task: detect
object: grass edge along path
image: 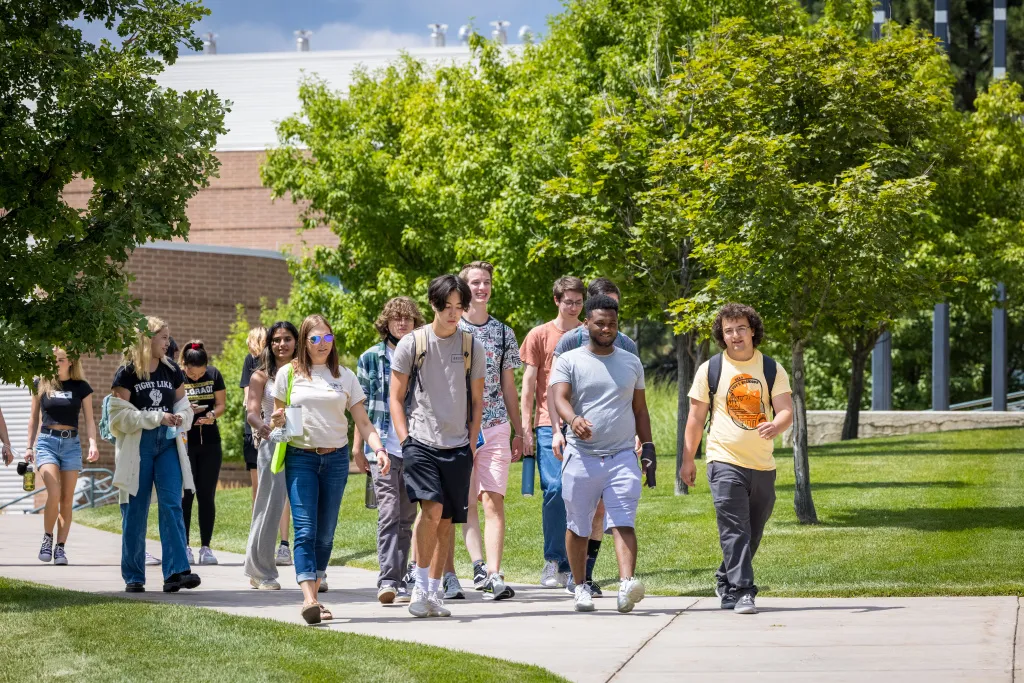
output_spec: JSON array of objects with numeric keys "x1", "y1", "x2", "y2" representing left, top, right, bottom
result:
[
  {"x1": 0, "y1": 578, "x2": 566, "y2": 683},
  {"x1": 77, "y1": 427, "x2": 1024, "y2": 599}
]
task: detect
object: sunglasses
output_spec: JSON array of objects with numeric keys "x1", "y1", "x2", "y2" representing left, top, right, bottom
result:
[{"x1": 308, "y1": 334, "x2": 334, "y2": 345}]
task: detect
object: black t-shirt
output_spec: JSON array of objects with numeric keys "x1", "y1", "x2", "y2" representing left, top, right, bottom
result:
[
  {"x1": 35, "y1": 379, "x2": 94, "y2": 429},
  {"x1": 183, "y1": 366, "x2": 226, "y2": 437},
  {"x1": 239, "y1": 354, "x2": 259, "y2": 436},
  {"x1": 112, "y1": 361, "x2": 185, "y2": 413}
]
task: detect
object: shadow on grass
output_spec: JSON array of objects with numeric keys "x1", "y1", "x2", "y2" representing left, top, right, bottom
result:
[
  {"x1": 826, "y1": 506, "x2": 1024, "y2": 531},
  {"x1": 776, "y1": 481, "x2": 969, "y2": 492},
  {"x1": 0, "y1": 579, "x2": 123, "y2": 614},
  {"x1": 780, "y1": 447, "x2": 1024, "y2": 459},
  {"x1": 329, "y1": 549, "x2": 376, "y2": 566}
]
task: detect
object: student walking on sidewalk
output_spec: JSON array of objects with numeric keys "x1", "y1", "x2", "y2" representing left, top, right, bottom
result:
[
  {"x1": 353, "y1": 297, "x2": 424, "y2": 605},
  {"x1": 269, "y1": 315, "x2": 388, "y2": 624},
  {"x1": 239, "y1": 327, "x2": 266, "y2": 492},
  {"x1": 519, "y1": 276, "x2": 584, "y2": 588},
  {"x1": 681, "y1": 303, "x2": 793, "y2": 615},
  {"x1": 109, "y1": 316, "x2": 200, "y2": 594},
  {"x1": 244, "y1": 320, "x2": 299, "y2": 590},
  {"x1": 390, "y1": 275, "x2": 485, "y2": 619},
  {"x1": 25, "y1": 348, "x2": 100, "y2": 565},
  {"x1": 179, "y1": 341, "x2": 227, "y2": 567}
]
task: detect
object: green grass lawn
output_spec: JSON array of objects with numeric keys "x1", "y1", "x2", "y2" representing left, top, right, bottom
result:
[
  {"x1": 0, "y1": 578, "x2": 564, "y2": 683},
  {"x1": 78, "y1": 427, "x2": 1024, "y2": 598}
]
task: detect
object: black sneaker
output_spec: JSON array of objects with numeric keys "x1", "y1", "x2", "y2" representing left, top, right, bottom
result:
[
  {"x1": 402, "y1": 563, "x2": 416, "y2": 588},
  {"x1": 163, "y1": 571, "x2": 202, "y2": 593},
  {"x1": 125, "y1": 583, "x2": 145, "y2": 593},
  {"x1": 472, "y1": 561, "x2": 488, "y2": 590},
  {"x1": 715, "y1": 581, "x2": 736, "y2": 609},
  {"x1": 586, "y1": 580, "x2": 603, "y2": 598}
]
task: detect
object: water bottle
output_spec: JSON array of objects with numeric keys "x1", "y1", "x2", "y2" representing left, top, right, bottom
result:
[
  {"x1": 521, "y1": 454, "x2": 535, "y2": 497},
  {"x1": 364, "y1": 472, "x2": 377, "y2": 509},
  {"x1": 18, "y1": 461, "x2": 35, "y2": 492}
]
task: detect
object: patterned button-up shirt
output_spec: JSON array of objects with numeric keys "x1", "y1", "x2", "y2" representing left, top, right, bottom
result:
[{"x1": 356, "y1": 341, "x2": 392, "y2": 456}]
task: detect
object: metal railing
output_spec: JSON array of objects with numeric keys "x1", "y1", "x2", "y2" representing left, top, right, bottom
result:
[
  {"x1": 0, "y1": 468, "x2": 117, "y2": 513},
  {"x1": 949, "y1": 390, "x2": 1024, "y2": 411}
]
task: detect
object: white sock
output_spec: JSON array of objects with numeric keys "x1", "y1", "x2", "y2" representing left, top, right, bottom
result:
[
  {"x1": 428, "y1": 576, "x2": 441, "y2": 594},
  {"x1": 416, "y1": 565, "x2": 429, "y2": 590}
]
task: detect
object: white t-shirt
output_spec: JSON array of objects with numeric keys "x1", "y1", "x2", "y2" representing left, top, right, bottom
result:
[
  {"x1": 274, "y1": 363, "x2": 365, "y2": 450},
  {"x1": 384, "y1": 345, "x2": 403, "y2": 457}
]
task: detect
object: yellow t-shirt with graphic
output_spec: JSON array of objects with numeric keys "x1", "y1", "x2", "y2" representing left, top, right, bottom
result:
[{"x1": 688, "y1": 350, "x2": 792, "y2": 471}]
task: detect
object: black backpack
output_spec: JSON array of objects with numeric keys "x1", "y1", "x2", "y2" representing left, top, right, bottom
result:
[{"x1": 706, "y1": 352, "x2": 778, "y2": 428}]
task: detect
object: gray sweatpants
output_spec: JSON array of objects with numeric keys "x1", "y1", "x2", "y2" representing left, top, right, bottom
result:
[
  {"x1": 243, "y1": 440, "x2": 289, "y2": 581},
  {"x1": 707, "y1": 460, "x2": 776, "y2": 598},
  {"x1": 371, "y1": 457, "x2": 416, "y2": 588}
]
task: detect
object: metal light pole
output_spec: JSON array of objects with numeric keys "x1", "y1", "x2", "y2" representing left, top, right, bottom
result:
[
  {"x1": 872, "y1": 0, "x2": 890, "y2": 41},
  {"x1": 934, "y1": 0, "x2": 949, "y2": 49},
  {"x1": 930, "y1": 0, "x2": 951, "y2": 411},
  {"x1": 992, "y1": 2, "x2": 1009, "y2": 411}
]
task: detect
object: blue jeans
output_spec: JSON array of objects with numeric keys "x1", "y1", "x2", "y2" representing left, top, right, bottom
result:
[
  {"x1": 285, "y1": 445, "x2": 349, "y2": 584},
  {"x1": 34, "y1": 432, "x2": 82, "y2": 471},
  {"x1": 536, "y1": 427, "x2": 569, "y2": 573},
  {"x1": 120, "y1": 428, "x2": 190, "y2": 584}
]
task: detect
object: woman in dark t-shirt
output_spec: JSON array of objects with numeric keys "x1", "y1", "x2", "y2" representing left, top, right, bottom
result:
[
  {"x1": 24, "y1": 348, "x2": 100, "y2": 566},
  {"x1": 111, "y1": 316, "x2": 199, "y2": 594},
  {"x1": 179, "y1": 340, "x2": 227, "y2": 566}
]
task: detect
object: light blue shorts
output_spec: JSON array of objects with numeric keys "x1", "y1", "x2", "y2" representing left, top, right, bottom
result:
[
  {"x1": 560, "y1": 446, "x2": 641, "y2": 537},
  {"x1": 34, "y1": 432, "x2": 83, "y2": 472}
]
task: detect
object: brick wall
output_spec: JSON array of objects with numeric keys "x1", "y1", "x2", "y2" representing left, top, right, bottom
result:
[
  {"x1": 62, "y1": 151, "x2": 336, "y2": 252},
  {"x1": 81, "y1": 244, "x2": 292, "y2": 472}
]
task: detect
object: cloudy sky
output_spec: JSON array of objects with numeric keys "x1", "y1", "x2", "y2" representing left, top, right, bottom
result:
[{"x1": 79, "y1": 0, "x2": 567, "y2": 54}]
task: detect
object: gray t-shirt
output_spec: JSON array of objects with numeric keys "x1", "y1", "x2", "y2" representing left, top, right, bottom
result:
[
  {"x1": 554, "y1": 327, "x2": 639, "y2": 358},
  {"x1": 392, "y1": 326, "x2": 486, "y2": 449},
  {"x1": 549, "y1": 347, "x2": 645, "y2": 457}
]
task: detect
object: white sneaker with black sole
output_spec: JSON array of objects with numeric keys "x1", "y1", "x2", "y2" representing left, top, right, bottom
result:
[
  {"x1": 574, "y1": 582, "x2": 596, "y2": 612},
  {"x1": 442, "y1": 572, "x2": 465, "y2": 600},
  {"x1": 481, "y1": 573, "x2": 514, "y2": 601},
  {"x1": 617, "y1": 577, "x2": 645, "y2": 614}
]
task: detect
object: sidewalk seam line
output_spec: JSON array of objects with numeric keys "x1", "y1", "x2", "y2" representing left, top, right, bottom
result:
[
  {"x1": 605, "y1": 597, "x2": 702, "y2": 683},
  {"x1": 1013, "y1": 596, "x2": 1020, "y2": 683}
]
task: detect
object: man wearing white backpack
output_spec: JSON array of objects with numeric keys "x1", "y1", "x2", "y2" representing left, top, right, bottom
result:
[{"x1": 390, "y1": 274, "x2": 485, "y2": 618}]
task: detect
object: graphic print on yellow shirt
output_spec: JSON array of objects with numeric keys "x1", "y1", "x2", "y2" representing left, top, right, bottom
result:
[{"x1": 688, "y1": 350, "x2": 791, "y2": 471}]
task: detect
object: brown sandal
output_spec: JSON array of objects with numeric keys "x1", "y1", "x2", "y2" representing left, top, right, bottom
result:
[
  {"x1": 319, "y1": 604, "x2": 334, "y2": 621},
  {"x1": 301, "y1": 602, "x2": 322, "y2": 625}
]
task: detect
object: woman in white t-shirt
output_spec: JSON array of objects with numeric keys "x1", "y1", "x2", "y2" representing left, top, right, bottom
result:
[{"x1": 270, "y1": 314, "x2": 389, "y2": 625}]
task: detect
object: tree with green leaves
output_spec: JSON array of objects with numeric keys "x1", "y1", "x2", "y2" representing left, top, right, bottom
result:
[{"x1": 0, "y1": 0, "x2": 226, "y2": 384}]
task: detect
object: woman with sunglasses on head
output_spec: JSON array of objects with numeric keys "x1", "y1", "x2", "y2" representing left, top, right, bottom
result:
[
  {"x1": 243, "y1": 320, "x2": 299, "y2": 590},
  {"x1": 268, "y1": 315, "x2": 389, "y2": 624},
  {"x1": 25, "y1": 348, "x2": 100, "y2": 565},
  {"x1": 179, "y1": 341, "x2": 227, "y2": 566}
]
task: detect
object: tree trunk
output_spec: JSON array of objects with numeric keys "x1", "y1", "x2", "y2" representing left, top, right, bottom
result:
[
  {"x1": 840, "y1": 342, "x2": 870, "y2": 441},
  {"x1": 675, "y1": 332, "x2": 708, "y2": 495},
  {"x1": 790, "y1": 342, "x2": 818, "y2": 524}
]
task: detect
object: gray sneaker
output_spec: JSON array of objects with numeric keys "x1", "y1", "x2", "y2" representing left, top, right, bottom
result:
[
  {"x1": 734, "y1": 593, "x2": 758, "y2": 615},
  {"x1": 443, "y1": 572, "x2": 465, "y2": 600},
  {"x1": 408, "y1": 586, "x2": 430, "y2": 618},
  {"x1": 318, "y1": 576, "x2": 328, "y2": 593},
  {"x1": 145, "y1": 551, "x2": 161, "y2": 566},
  {"x1": 275, "y1": 543, "x2": 292, "y2": 566},
  {"x1": 541, "y1": 560, "x2": 567, "y2": 588},
  {"x1": 185, "y1": 547, "x2": 195, "y2": 565},
  {"x1": 38, "y1": 534, "x2": 53, "y2": 563},
  {"x1": 482, "y1": 573, "x2": 514, "y2": 601},
  {"x1": 198, "y1": 546, "x2": 218, "y2": 565},
  {"x1": 53, "y1": 545, "x2": 68, "y2": 566}
]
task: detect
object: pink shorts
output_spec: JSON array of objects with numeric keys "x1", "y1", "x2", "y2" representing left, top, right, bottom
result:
[{"x1": 471, "y1": 422, "x2": 513, "y2": 498}]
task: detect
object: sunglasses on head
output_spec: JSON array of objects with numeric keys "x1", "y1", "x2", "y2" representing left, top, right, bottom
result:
[{"x1": 309, "y1": 334, "x2": 334, "y2": 345}]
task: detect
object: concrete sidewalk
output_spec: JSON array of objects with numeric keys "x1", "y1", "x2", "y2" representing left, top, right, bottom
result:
[{"x1": 0, "y1": 514, "x2": 1019, "y2": 682}]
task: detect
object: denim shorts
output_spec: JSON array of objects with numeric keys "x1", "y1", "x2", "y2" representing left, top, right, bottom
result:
[{"x1": 35, "y1": 432, "x2": 83, "y2": 472}]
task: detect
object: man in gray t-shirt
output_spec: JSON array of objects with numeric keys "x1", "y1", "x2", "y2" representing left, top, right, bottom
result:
[{"x1": 549, "y1": 294, "x2": 656, "y2": 615}]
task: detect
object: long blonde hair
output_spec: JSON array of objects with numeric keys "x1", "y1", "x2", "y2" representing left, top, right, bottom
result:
[
  {"x1": 247, "y1": 326, "x2": 267, "y2": 357},
  {"x1": 37, "y1": 348, "x2": 86, "y2": 396},
  {"x1": 121, "y1": 316, "x2": 173, "y2": 380}
]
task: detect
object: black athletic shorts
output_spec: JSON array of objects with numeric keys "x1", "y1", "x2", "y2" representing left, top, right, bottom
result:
[
  {"x1": 242, "y1": 433, "x2": 258, "y2": 471},
  {"x1": 402, "y1": 436, "x2": 473, "y2": 524}
]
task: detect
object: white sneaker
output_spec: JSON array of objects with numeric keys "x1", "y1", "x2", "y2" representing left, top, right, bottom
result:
[
  {"x1": 377, "y1": 585, "x2": 397, "y2": 604},
  {"x1": 442, "y1": 572, "x2": 465, "y2": 600},
  {"x1": 408, "y1": 586, "x2": 430, "y2": 618},
  {"x1": 145, "y1": 551, "x2": 161, "y2": 566},
  {"x1": 185, "y1": 547, "x2": 194, "y2": 565},
  {"x1": 427, "y1": 591, "x2": 451, "y2": 617},
  {"x1": 198, "y1": 546, "x2": 218, "y2": 565},
  {"x1": 249, "y1": 577, "x2": 281, "y2": 590},
  {"x1": 275, "y1": 543, "x2": 292, "y2": 566},
  {"x1": 574, "y1": 583, "x2": 596, "y2": 612},
  {"x1": 540, "y1": 560, "x2": 567, "y2": 588},
  {"x1": 617, "y1": 577, "x2": 645, "y2": 614}
]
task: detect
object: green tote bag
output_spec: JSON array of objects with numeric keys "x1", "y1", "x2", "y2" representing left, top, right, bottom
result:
[{"x1": 270, "y1": 364, "x2": 294, "y2": 474}]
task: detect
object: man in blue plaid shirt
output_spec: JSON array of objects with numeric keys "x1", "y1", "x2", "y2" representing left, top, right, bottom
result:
[{"x1": 353, "y1": 296, "x2": 424, "y2": 605}]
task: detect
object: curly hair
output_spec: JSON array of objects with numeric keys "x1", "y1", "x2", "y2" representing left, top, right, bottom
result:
[
  {"x1": 712, "y1": 303, "x2": 765, "y2": 349},
  {"x1": 373, "y1": 296, "x2": 425, "y2": 340}
]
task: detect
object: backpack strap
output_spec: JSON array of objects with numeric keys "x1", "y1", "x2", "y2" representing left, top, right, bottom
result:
[
  {"x1": 462, "y1": 330, "x2": 474, "y2": 428},
  {"x1": 706, "y1": 352, "x2": 724, "y2": 429},
  {"x1": 762, "y1": 354, "x2": 777, "y2": 418},
  {"x1": 404, "y1": 328, "x2": 429, "y2": 410}
]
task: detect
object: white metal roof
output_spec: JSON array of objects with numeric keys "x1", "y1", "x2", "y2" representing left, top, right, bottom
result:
[{"x1": 155, "y1": 46, "x2": 475, "y2": 151}]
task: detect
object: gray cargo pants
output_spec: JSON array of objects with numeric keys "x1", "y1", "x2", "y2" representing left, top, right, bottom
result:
[
  {"x1": 707, "y1": 460, "x2": 776, "y2": 598},
  {"x1": 243, "y1": 440, "x2": 288, "y2": 581},
  {"x1": 371, "y1": 457, "x2": 417, "y2": 588}
]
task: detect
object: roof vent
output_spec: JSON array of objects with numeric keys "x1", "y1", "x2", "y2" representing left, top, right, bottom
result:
[
  {"x1": 458, "y1": 24, "x2": 474, "y2": 44},
  {"x1": 490, "y1": 20, "x2": 510, "y2": 45},
  {"x1": 518, "y1": 25, "x2": 533, "y2": 43},
  {"x1": 202, "y1": 32, "x2": 217, "y2": 54},
  {"x1": 294, "y1": 30, "x2": 312, "y2": 52},
  {"x1": 428, "y1": 23, "x2": 448, "y2": 47}
]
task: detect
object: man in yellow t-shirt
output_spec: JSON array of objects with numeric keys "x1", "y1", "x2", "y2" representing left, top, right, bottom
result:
[{"x1": 679, "y1": 303, "x2": 793, "y2": 615}]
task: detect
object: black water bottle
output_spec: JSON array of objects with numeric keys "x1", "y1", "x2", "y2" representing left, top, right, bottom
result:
[{"x1": 364, "y1": 472, "x2": 377, "y2": 509}]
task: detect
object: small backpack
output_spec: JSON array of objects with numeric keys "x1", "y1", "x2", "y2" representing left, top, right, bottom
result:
[
  {"x1": 405, "y1": 327, "x2": 475, "y2": 427},
  {"x1": 99, "y1": 394, "x2": 116, "y2": 444},
  {"x1": 706, "y1": 352, "x2": 778, "y2": 428}
]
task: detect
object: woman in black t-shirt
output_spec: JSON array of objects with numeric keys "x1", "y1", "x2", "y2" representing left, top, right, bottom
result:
[
  {"x1": 24, "y1": 348, "x2": 100, "y2": 565},
  {"x1": 111, "y1": 316, "x2": 200, "y2": 594},
  {"x1": 179, "y1": 341, "x2": 227, "y2": 566}
]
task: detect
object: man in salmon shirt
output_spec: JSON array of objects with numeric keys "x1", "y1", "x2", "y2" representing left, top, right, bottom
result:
[
  {"x1": 681, "y1": 303, "x2": 794, "y2": 615},
  {"x1": 519, "y1": 276, "x2": 585, "y2": 588}
]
